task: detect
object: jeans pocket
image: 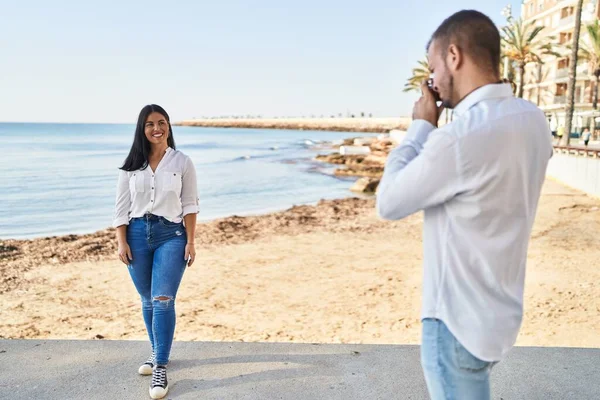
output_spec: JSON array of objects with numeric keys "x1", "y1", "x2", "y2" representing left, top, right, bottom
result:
[
  {"x1": 159, "y1": 217, "x2": 180, "y2": 227},
  {"x1": 454, "y1": 339, "x2": 491, "y2": 372}
]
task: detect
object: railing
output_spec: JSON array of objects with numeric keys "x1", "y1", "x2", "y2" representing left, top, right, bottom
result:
[
  {"x1": 557, "y1": 14, "x2": 575, "y2": 28},
  {"x1": 553, "y1": 95, "x2": 567, "y2": 104},
  {"x1": 577, "y1": 65, "x2": 589, "y2": 75},
  {"x1": 555, "y1": 69, "x2": 569, "y2": 79},
  {"x1": 548, "y1": 145, "x2": 600, "y2": 197},
  {"x1": 555, "y1": 66, "x2": 589, "y2": 79},
  {"x1": 553, "y1": 145, "x2": 600, "y2": 157}
]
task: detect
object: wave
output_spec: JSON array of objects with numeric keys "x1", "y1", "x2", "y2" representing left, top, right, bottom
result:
[{"x1": 231, "y1": 153, "x2": 280, "y2": 162}]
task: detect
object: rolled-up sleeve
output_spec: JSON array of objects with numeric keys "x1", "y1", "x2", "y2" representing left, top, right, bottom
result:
[
  {"x1": 181, "y1": 157, "x2": 200, "y2": 217},
  {"x1": 376, "y1": 120, "x2": 462, "y2": 220},
  {"x1": 113, "y1": 169, "x2": 131, "y2": 228}
]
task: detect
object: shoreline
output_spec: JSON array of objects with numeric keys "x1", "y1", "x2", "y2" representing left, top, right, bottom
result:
[
  {"x1": 0, "y1": 132, "x2": 393, "y2": 244},
  {"x1": 0, "y1": 197, "x2": 372, "y2": 295},
  {"x1": 174, "y1": 117, "x2": 411, "y2": 133}
]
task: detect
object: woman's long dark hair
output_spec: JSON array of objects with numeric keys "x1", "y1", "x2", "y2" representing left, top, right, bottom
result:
[{"x1": 120, "y1": 104, "x2": 176, "y2": 171}]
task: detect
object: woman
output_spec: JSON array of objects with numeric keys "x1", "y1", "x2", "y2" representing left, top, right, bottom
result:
[{"x1": 113, "y1": 104, "x2": 199, "y2": 399}]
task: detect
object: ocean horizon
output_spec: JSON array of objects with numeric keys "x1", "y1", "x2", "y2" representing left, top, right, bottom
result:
[{"x1": 0, "y1": 122, "x2": 372, "y2": 240}]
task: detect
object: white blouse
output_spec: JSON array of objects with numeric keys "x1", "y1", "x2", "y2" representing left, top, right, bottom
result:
[{"x1": 113, "y1": 147, "x2": 199, "y2": 228}]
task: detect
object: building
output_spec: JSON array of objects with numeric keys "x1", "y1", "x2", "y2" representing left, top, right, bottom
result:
[{"x1": 520, "y1": 0, "x2": 600, "y2": 133}]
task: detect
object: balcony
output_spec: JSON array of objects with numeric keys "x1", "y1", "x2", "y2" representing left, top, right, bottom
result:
[
  {"x1": 577, "y1": 64, "x2": 589, "y2": 75},
  {"x1": 554, "y1": 65, "x2": 590, "y2": 81},
  {"x1": 556, "y1": 69, "x2": 569, "y2": 79},
  {"x1": 554, "y1": 95, "x2": 567, "y2": 104},
  {"x1": 557, "y1": 15, "x2": 575, "y2": 29}
]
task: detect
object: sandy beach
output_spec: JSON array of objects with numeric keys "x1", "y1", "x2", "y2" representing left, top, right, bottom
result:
[{"x1": 1, "y1": 178, "x2": 599, "y2": 348}]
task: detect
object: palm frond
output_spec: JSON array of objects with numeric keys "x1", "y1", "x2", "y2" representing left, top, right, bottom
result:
[
  {"x1": 403, "y1": 57, "x2": 430, "y2": 93},
  {"x1": 502, "y1": 17, "x2": 556, "y2": 66}
]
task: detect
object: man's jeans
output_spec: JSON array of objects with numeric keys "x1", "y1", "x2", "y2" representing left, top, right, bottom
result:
[{"x1": 421, "y1": 318, "x2": 497, "y2": 400}]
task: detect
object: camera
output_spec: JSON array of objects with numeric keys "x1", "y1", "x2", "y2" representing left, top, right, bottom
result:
[{"x1": 427, "y1": 78, "x2": 441, "y2": 102}]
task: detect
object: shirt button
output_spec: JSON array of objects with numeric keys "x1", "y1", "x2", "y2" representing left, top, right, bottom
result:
[
  {"x1": 152, "y1": 187, "x2": 154, "y2": 190},
  {"x1": 151, "y1": 200, "x2": 154, "y2": 202}
]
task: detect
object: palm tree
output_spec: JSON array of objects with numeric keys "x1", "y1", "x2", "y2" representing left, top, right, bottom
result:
[
  {"x1": 500, "y1": 55, "x2": 516, "y2": 83},
  {"x1": 501, "y1": 17, "x2": 557, "y2": 98},
  {"x1": 535, "y1": 63, "x2": 555, "y2": 106},
  {"x1": 564, "y1": 0, "x2": 585, "y2": 145},
  {"x1": 578, "y1": 20, "x2": 600, "y2": 110},
  {"x1": 518, "y1": 60, "x2": 554, "y2": 106},
  {"x1": 499, "y1": 54, "x2": 519, "y2": 95},
  {"x1": 403, "y1": 59, "x2": 430, "y2": 93}
]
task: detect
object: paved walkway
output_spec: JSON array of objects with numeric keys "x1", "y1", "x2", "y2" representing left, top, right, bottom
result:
[{"x1": 1, "y1": 340, "x2": 597, "y2": 399}]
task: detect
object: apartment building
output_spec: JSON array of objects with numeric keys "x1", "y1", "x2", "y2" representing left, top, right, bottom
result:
[{"x1": 520, "y1": 0, "x2": 600, "y2": 132}]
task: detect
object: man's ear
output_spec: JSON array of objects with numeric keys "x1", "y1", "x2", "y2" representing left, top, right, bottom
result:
[{"x1": 446, "y1": 44, "x2": 463, "y2": 72}]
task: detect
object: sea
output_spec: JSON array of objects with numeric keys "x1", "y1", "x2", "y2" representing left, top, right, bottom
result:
[{"x1": 0, "y1": 123, "x2": 373, "y2": 239}]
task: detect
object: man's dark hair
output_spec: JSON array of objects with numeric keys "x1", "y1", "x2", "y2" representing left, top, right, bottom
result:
[{"x1": 427, "y1": 10, "x2": 501, "y2": 76}]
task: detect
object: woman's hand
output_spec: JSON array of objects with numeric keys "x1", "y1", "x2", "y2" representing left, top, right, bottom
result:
[
  {"x1": 184, "y1": 242, "x2": 196, "y2": 267},
  {"x1": 118, "y1": 241, "x2": 133, "y2": 265}
]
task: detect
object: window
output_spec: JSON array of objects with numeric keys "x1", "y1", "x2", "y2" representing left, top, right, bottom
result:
[
  {"x1": 558, "y1": 58, "x2": 570, "y2": 69},
  {"x1": 561, "y1": 6, "x2": 574, "y2": 19},
  {"x1": 559, "y1": 32, "x2": 574, "y2": 44},
  {"x1": 584, "y1": 82, "x2": 592, "y2": 102},
  {"x1": 556, "y1": 83, "x2": 568, "y2": 96}
]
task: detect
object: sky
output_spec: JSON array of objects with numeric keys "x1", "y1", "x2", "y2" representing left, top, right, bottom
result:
[{"x1": 0, "y1": 0, "x2": 523, "y2": 123}]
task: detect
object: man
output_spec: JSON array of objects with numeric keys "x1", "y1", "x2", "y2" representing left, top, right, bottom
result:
[
  {"x1": 582, "y1": 127, "x2": 591, "y2": 146},
  {"x1": 549, "y1": 117, "x2": 557, "y2": 138},
  {"x1": 377, "y1": 10, "x2": 552, "y2": 400},
  {"x1": 557, "y1": 124, "x2": 565, "y2": 145}
]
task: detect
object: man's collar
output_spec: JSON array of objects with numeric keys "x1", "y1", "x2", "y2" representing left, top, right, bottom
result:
[{"x1": 453, "y1": 83, "x2": 514, "y2": 118}]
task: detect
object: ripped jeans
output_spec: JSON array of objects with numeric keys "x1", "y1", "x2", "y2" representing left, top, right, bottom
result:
[{"x1": 126, "y1": 214, "x2": 187, "y2": 366}]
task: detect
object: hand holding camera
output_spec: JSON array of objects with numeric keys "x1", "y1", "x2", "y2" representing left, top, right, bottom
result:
[
  {"x1": 412, "y1": 80, "x2": 444, "y2": 127},
  {"x1": 426, "y1": 77, "x2": 442, "y2": 102}
]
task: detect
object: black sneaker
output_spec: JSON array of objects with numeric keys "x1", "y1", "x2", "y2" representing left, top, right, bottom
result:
[
  {"x1": 138, "y1": 353, "x2": 155, "y2": 376},
  {"x1": 149, "y1": 365, "x2": 169, "y2": 399}
]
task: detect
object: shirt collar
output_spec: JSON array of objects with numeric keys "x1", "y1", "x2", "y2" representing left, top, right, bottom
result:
[{"x1": 453, "y1": 83, "x2": 514, "y2": 118}]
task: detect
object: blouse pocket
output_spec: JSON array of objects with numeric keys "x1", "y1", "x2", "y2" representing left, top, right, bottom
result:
[
  {"x1": 129, "y1": 173, "x2": 145, "y2": 193},
  {"x1": 162, "y1": 172, "x2": 182, "y2": 193}
]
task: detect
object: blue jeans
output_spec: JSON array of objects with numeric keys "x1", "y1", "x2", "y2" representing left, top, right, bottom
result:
[
  {"x1": 421, "y1": 318, "x2": 497, "y2": 400},
  {"x1": 126, "y1": 214, "x2": 187, "y2": 366}
]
